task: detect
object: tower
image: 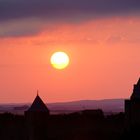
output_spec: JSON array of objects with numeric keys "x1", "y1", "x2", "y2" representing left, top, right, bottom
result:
[
  {"x1": 125, "y1": 78, "x2": 140, "y2": 127},
  {"x1": 25, "y1": 92, "x2": 50, "y2": 140}
]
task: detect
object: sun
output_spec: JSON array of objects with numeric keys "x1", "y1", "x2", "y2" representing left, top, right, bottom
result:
[{"x1": 50, "y1": 51, "x2": 70, "y2": 69}]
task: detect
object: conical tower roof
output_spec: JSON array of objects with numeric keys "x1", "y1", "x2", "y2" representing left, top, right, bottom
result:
[
  {"x1": 136, "y1": 78, "x2": 140, "y2": 85},
  {"x1": 131, "y1": 78, "x2": 140, "y2": 100},
  {"x1": 27, "y1": 94, "x2": 49, "y2": 113}
]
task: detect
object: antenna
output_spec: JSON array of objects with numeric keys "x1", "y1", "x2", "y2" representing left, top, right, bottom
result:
[{"x1": 37, "y1": 90, "x2": 39, "y2": 96}]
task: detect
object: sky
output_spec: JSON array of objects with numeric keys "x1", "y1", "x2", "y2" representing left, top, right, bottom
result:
[{"x1": 0, "y1": 0, "x2": 140, "y2": 103}]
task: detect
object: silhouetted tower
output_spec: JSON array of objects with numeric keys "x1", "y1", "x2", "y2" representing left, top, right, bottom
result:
[
  {"x1": 125, "y1": 78, "x2": 140, "y2": 128},
  {"x1": 25, "y1": 92, "x2": 50, "y2": 140}
]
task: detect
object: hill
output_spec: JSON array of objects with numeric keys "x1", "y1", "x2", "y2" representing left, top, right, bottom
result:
[{"x1": 0, "y1": 99, "x2": 124, "y2": 115}]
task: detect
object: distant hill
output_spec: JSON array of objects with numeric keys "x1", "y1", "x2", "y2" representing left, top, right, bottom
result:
[
  {"x1": 47, "y1": 99, "x2": 124, "y2": 114},
  {"x1": 0, "y1": 99, "x2": 124, "y2": 115}
]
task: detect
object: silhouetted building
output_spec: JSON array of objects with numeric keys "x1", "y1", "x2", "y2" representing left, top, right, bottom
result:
[
  {"x1": 25, "y1": 93, "x2": 50, "y2": 140},
  {"x1": 81, "y1": 109, "x2": 104, "y2": 119},
  {"x1": 125, "y1": 78, "x2": 140, "y2": 127}
]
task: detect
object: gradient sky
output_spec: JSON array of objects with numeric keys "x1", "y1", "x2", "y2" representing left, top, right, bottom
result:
[{"x1": 0, "y1": 0, "x2": 140, "y2": 103}]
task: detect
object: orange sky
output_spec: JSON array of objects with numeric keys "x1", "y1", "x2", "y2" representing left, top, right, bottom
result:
[{"x1": 0, "y1": 16, "x2": 140, "y2": 103}]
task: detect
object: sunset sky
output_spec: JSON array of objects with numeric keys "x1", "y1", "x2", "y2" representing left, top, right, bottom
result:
[{"x1": 0, "y1": 0, "x2": 140, "y2": 103}]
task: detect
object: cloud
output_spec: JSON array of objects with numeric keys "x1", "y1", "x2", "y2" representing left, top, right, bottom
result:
[
  {"x1": 0, "y1": 18, "x2": 44, "y2": 37},
  {"x1": 0, "y1": 0, "x2": 140, "y2": 22},
  {"x1": 0, "y1": 0, "x2": 140, "y2": 38}
]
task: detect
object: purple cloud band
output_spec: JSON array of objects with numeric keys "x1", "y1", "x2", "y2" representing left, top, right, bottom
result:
[{"x1": 0, "y1": 0, "x2": 140, "y2": 22}]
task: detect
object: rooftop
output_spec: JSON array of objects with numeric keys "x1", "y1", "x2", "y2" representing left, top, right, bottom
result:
[
  {"x1": 27, "y1": 94, "x2": 49, "y2": 113},
  {"x1": 131, "y1": 78, "x2": 140, "y2": 100}
]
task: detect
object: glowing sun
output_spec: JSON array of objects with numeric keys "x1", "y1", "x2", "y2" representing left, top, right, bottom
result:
[{"x1": 50, "y1": 51, "x2": 70, "y2": 69}]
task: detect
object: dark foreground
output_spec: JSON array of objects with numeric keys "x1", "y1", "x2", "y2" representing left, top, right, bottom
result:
[{"x1": 0, "y1": 110, "x2": 138, "y2": 140}]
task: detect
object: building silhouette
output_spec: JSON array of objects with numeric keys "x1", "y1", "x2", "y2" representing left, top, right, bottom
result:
[
  {"x1": 125, "y1": 78, "x2": 140, "y2": 127},
  {"x1": 25, "y1": 92, "x2": 50, "y2": 140}
]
